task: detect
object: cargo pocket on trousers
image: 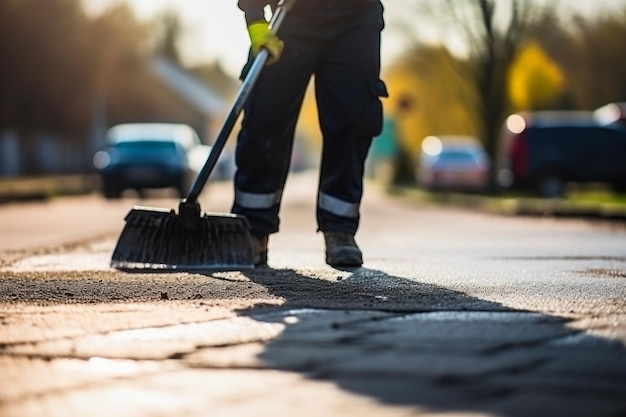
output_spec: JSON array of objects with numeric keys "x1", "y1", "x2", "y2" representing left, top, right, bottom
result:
[{"x1": 359, "y1": 78, "x2": 389, "y2": 137}]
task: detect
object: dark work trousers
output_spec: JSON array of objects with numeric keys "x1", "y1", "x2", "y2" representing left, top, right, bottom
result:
[{"x1": 232, "y1": 2, "x2": 388, "y2": 238}]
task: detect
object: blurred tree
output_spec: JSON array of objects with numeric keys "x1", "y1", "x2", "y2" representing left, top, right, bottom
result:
[
  {"x1": 153, "y1": 10, "x2": 184, "y2": 66},
  {"x1": 550, "y1": 8, "x2": 626, "y2": 109},
  {"x1": 88, "y1": 4, "x2": 152, "y2": 122},
  {"x1": 0, "y1": 0, "x2": 92, "y2": 132},
  {"x1": 0, "y1": 0, "x2": 148, "y2": 135},
  {"x1": 508, "y1": 41, "x2": 565, "y2": 111},
  {"x1": 389, "y1": 0, "x2": 559, "y2": 188},
  {"x1": 445, "y1": 0, "x2": 558, "y2": 185}
]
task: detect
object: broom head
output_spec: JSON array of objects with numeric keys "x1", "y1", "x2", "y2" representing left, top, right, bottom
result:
[{"x1": 110, "y1": 201, "x2": 254, "y2": 272}]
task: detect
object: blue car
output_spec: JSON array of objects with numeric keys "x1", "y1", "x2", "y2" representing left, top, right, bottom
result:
[{"x1": 93, "y1": 123, "x2": 202, "y2": 199}]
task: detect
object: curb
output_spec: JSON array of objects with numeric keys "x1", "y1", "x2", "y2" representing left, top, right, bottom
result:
[
  {"x1": 387, "y1": 186, "x2": 626, "y2": 224},
  {"x1": 0, "y1": 175, "x2": 96, "y2": 204}
]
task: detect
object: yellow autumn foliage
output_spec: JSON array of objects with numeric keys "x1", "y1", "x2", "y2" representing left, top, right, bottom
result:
[
  {"x1": 508, "y1": 41, "x2": 565, "y2": 111},
  {"x1": 382, "y1": 46, "x2": 481, "y2": 160}
]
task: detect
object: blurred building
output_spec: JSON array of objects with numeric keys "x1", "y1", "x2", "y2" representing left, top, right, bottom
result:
[
  {"x1": 0, "y1": 56, "x2": 226, "y2": 178},
  {"x1": 147, "y1": 56, "x2": 225, "y2": 143}
]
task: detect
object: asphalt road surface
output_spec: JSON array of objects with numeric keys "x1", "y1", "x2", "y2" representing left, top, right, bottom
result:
[{"x1": 1, "y1": 171, "x2": 625, "y2": 417}]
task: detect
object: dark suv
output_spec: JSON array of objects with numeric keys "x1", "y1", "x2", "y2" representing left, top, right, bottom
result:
[{"x1": 497, "y1": 103, "x2": 626, "y2": 197}]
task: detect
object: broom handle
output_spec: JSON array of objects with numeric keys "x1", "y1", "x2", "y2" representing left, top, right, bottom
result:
[{"x1": 185, "y1": 0, "x2": 296, "y2": 204}]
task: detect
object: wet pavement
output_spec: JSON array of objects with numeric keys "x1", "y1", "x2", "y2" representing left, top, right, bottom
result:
[{"x1": 1, "y1": 173, "x2": 626, "y2": 416}]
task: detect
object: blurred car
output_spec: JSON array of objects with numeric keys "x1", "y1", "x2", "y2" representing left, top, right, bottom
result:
[
  {"x1": 416, "y1": 135, "x2": 490, "y2": 192},
  {"x1": 496, "y1": 106, "x2": 626, "y2": 198},
  {"x1": 93, "y1": 123, "x2": 202, "y2": 199}
]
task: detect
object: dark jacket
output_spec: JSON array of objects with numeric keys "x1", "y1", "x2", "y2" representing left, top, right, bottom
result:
[{"x1": 238, "y1": 0, "x2": 380, "y2": 23}]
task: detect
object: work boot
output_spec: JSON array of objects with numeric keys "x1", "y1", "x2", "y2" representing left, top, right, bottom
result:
[
  {"x1": 324, "y1": 231, "x2": 363, "y2": 267},
  {"x1": 251, "y1": 235, "x2": 268, "y2": 267}
]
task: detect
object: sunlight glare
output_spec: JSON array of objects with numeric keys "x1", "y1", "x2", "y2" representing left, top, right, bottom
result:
[
  {"x1": 421, "y1": 136, "x2": 442, "y2": 156},
  {"x1": 506, "y1": 114, "x2": 526, "y2": 134}
]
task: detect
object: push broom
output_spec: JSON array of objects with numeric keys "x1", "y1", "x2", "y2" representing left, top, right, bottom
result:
[{"x1": 110, "y1": 0, "x2": 295, "y2": 272}]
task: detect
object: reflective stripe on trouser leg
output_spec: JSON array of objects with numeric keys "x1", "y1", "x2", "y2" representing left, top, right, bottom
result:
[
  {"x1": 235, "y1": 189, "x2": 283, "y2": 210},
  {"x1": 317, "y1": 191, "x2": 362, "y2": 235},
  {"x1": 318, "y1": 192, "x2": 359, "y2": 219},
  {"x1": 232, "y1": 188, "x2": 284, "y2": 237}
]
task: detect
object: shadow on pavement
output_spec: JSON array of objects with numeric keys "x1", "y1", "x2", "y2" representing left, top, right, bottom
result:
[
  {"x1": 239, "y1": 267, "x2": 626, "y2": 417},
  {"x1": 1, "y1": 264, "x2": 626, "y2": 416}
]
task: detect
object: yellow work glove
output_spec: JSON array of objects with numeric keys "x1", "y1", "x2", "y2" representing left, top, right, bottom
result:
[{"x1": 247, "y1": 20, "x2": 284, "y2": 65}]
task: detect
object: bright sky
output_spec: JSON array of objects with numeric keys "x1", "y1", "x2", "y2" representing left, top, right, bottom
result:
[
  {"x1": 82, "y1": 0, "x2": 250, "y2": 76},
  {"x1": 82, "y1": 0, "x2": 626, "y2": 78}
]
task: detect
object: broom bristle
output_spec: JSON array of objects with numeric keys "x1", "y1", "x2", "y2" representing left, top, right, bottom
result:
[{"x1": 111, "y1": 207, "x2": 254, "y2": 271}]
